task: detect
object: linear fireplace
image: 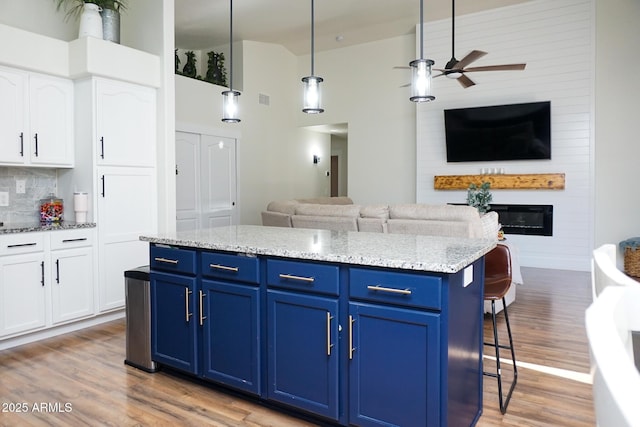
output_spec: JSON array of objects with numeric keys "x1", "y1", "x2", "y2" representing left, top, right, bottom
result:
[{"x1": 490, "y1": 204, "x2": 553, "y2": 236}]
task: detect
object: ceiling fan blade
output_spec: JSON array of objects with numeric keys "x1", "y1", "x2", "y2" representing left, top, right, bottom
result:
[
  {"x1": 458, "y1": 74, "x2": 476, "y2": 88},
  {"x1": 454, "y1": 50, "x2": 487, "y2": 70},
  {"x1": 464, "y1": 63, "x2": 526, "y2": 72},
  {"x1": 433, "y1": 73, "x2": 445, "y2": 78},
  {"x1": 399, "y1": 83, "x2": 411, "y2": 87}
]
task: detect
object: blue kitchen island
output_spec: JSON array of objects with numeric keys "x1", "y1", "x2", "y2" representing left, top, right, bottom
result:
[{"x1": 140, "y1": 225, "x2": 496, "y2": 427}]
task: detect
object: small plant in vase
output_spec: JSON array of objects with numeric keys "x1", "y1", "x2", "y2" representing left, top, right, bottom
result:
[{"x1": 467, "y1": 181, "x2": 493, "y2": 214}]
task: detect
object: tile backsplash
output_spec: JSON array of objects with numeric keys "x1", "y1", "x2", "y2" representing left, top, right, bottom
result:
[{"x1": 0, "y1": 167, "x2": 59, "y2": 223}]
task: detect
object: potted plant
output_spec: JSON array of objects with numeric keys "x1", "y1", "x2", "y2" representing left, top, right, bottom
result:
[
  {"x1": 467, "y1": 181, "x2": 493, "y2": 214},
  {"x1": 54, "y1": 0, "x2": 127, "y2": 43}
]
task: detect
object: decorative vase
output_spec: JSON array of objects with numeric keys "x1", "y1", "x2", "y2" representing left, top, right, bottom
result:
[
  {"x1": 78, "y1": 3, "x2": 103, "y2": 39},
  {"x1": 101, "y1": 8, "x2": 120, "y2": 44}
]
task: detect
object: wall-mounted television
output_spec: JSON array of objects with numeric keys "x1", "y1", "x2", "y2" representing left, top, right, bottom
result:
[{"x1": 444, "y1": 101, "x2": 551, "y2": 162}]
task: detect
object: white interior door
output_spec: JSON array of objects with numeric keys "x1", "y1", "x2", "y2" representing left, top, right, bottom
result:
[
  {"x1": 175, "y1": 131, "x2": 237, "y2": 230},
  {"x1": 175, "y1": 131, "x2": 200, "y2": 231},
  {"x1": 200, "y1": 135, "x2": 237, "y2": 228}
]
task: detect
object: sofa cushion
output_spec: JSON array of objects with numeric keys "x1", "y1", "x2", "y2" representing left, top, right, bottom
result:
[
  {"x1": 389, "y1": 204, "x2": 480, "y2": 221},
  {"x1": 480, "y1": 211, "x2": 500, "y2": 240},
  {"x1": 266, "y1": 199, "x2": 299, "y2": 215},
  {"x1": 360, "y1": 204, "x2": 390, "y2": 219},
  {"x1": 357, "y1": 217, "x2": 387, "y2": 233},
  {"x1": 291, "y1": 215, "x2": 358, "y2": 231},
  {"x1": 295, "y1": 203, "x2": 361, "y2": 218},
  {"x1": 261, "y1": 211, "x2": 293, "y2": 227},
  {"x1": 387, "y1": 219, "x2": 475, "y2": 238}
]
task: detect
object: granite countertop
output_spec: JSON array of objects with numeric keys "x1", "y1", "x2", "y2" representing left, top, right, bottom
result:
[
  {"x1": 140, "y1": 225, "x2": 497, "y2": 274},
  {"x1": 0, "y1": 221, "x2": 97, "y2": 234}
]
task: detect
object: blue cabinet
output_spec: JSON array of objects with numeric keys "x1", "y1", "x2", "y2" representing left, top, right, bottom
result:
[
  {"x1": 348, "y1": 302, "x2": 440, "y2": 426},
  {"x1": 200, "y1": 279, "x2": 260, "y2": 395},
  {"x1": 150, "y1": 271, "x2": 198, "y2": 374},
  {"x1": 267, "y1": 289, "x2": 339, "y2": 420}
]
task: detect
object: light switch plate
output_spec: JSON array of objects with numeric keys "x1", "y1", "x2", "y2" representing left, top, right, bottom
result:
[{"x1": 0, "y1": 192, "x2": 9, "y2": 207}]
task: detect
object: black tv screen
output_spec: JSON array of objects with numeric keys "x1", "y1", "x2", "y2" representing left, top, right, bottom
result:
[{"x1": 444, "y1": 101, "x2": 551, "y2": 162}]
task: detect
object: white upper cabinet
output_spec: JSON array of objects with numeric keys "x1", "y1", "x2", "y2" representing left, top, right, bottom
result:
[
  {"x1": 95, "y1": 79, "x2": 156, "y2": 167},
  {"x1": 0, "y1": 66, "x2": 74, "y2": 167}
]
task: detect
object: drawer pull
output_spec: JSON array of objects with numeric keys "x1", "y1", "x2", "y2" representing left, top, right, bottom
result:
[
  {"x1": 210, "y1": 263, "x2": 239, "y2": 272},
  {"x1": 279, "y1": 273, "x2": 315, "y2": 283},
  {"x1": 154, "y1": 257, "x2": 179, "y2": 265},
  {"x1": 367, "y1": 285, "x2": 412, "y2": 295},
  {"x1": 7, "y1": 242, "x2": 37, "y2": 248},
  {"x1": 62, "y1": 238, "x2": 88, "y2": 243}
]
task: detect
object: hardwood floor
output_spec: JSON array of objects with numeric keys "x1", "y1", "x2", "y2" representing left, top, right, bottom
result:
[{"x1": 0, "y1": 267, "x2": 595, "y2": 426}]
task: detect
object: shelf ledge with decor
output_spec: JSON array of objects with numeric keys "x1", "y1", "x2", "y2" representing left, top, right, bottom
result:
[{"x1": 434, "y1": 173, "x2": 565, "y2": 190}]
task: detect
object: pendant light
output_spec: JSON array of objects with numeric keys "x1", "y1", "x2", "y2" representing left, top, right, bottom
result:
[
  {"x1": 222, "y1": 0, "x2": 240, "y2": 123},
  {"x1": 302, "y1": 0, "x2": 324, "y2": 114},
  {"x1": 409, "y1": 0, "x2": 435, "y2": 102}
]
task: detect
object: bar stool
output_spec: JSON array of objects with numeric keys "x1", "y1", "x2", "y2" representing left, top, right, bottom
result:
[{"x1": 483, "y1": 243, "x2": 518, "y2": 414}]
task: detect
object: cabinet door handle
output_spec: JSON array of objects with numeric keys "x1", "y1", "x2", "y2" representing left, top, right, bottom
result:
[
  {"x1": 349, "y1": 315, "x2": 356, "y2": 360},
  {"x1": 7, "y1": 242, "x2": 37, "y2": 248},
  {"x1": 34, "y1": 133, "x2": 38, "y2": 157},
  {"x1": 40, "y1": 261, "x2": 45, "y2": 287},
  {"x1": 154, "y1": 257, "x2": 179, "y2": 265},
  {"x1": 100, "y1": 137, "x2": 104, "y2": 159},
  {"x1": 367, "y1": 285, "x2": 412, "y2": 295},
  {"x1": 19, "y1": 132, "x2": 24, "y2": 157},
  {"x1": 185, "y1": 288, "x2": 193, "y2": 322},
  {"x1": 199, "y1": 290, "x2": 207, "y2": 326},
  {"x1": 209, "y1": 263, "x2": 238, "y2": 272},
  {"x1": 326, "y1": 312, "x2": 334, "y2": 356},
  {"x1": 55, "y1": 259, "x2": 60, "y2": 284},
  {"x1": 100, "y1": 175, "x2": 105, "y2": 197},
  {"x1": 279, "y1": 273, "x2": 315, "y2": 283}
]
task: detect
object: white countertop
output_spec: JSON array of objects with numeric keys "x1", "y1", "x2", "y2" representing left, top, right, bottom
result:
[{"x1": 140, "y1": 225, "x2": 496, "y2": 274}]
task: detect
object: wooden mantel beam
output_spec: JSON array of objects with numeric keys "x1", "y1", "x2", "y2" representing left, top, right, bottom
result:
[{"x1": 434, "y1": 173, "x2": 565, "y2": 190}]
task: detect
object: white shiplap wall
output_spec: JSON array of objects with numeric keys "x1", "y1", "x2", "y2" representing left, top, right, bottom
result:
[{"x1": 417, "y1": 0, "x2": 594, "y2": 270}]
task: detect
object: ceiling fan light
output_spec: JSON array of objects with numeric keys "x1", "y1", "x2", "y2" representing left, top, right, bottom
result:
[
  {"x1": 302, "y1": 76, "x2": 324, "y2": 114},
  {"x1": 410, "y1": 58, "x2": 435, "y2": 103},
  {"x1": 446, "y1": 71, "x2": 463, "y2": 79}
]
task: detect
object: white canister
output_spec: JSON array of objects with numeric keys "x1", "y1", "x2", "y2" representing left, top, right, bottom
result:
[
  {"x1": 78, "y1": 3, "x2": 103, "y2": 39},
  {"x1": 73, "y1": 192, "x2": 89, "y2": 223}
]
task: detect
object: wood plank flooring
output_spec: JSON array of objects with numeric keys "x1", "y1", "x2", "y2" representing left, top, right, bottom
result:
[{"x1": 0, "y1": 267, "x2": 595, "y2": 426}]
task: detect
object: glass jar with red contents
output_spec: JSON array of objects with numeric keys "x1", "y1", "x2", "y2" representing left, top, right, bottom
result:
[{"x1": 40, "y1": 194, "x2": 64, "y2": 223}]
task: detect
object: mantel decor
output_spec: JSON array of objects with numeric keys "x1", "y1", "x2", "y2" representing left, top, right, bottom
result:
[{"x1": 434, "y1": 173, "x2": 565, "y2": 190}]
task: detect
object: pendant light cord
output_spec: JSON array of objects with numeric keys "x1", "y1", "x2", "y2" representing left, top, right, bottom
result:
[
  {"x1": 419, "y1": 0, "x2": 424, "y2": 59},
  {"x1": 451, "y1": 0, "x2": 455, "y2": 58},
  {"x1": 229, "y1": 0, "x2": 234, "y2": 90},
  {"x1": 310, "y1": 0, "x2": 315, "y2": 75}
]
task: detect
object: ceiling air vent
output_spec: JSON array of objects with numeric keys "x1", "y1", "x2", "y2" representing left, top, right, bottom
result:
[{"x1": 258, "y1": 93, "x2": 270, "y2": 106}]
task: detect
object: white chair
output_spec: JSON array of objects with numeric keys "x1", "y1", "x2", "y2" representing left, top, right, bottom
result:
[
  {"x1": 591, "y1": 244, "x2": 638, "y2": 301},
  {"x1": 585, "y1": 285, "x2": 640, "y2": 427}
]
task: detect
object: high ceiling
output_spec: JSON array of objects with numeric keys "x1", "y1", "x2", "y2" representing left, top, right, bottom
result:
[{"x1": 174, "y1": 0, "x2": 532, "y2": 55}]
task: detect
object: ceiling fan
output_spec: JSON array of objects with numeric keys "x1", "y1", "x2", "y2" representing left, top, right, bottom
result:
[{"x1": 435, "y1": 0, "x2": 526, "y2": 88}]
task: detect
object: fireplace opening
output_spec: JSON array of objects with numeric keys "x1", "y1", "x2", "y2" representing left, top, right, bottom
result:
[{"x1": 490, "y1": 204, "x2": 553, "y2": 236}]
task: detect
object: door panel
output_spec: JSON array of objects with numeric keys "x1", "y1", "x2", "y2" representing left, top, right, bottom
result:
[{"x1": 176, "y1": 131, "x2": 200, "y2": 231}]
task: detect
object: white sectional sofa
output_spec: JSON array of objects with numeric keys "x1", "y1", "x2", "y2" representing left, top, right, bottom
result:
[
  {"x1": 261, "y1": 197, "x2": 500, "y2": 240},
  {"x1": 261, "y1": 196, "x2": 518, "y2": 313}
]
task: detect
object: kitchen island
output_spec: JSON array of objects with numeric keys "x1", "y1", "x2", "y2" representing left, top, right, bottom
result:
[{"x1": 141, "y1": 225, "x2": 496, "y2": 427}]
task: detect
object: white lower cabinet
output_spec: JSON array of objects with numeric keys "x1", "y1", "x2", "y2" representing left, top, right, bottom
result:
[
  {"x1": 50, "y1": 229, "x2": 95, "y2": 325},
  {"x1": 0, "y1": 228, "x2": 97, "y2": 340}
]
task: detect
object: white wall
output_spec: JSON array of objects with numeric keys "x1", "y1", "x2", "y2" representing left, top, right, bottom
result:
[
  {"x1": 594, "y1": 0, "x2": 640, "y2": 255},
  {"x1": 417, "y1": 0, "x2": 594, "y2": 270},
  {"x1": 296, "y1": 35, "x2": 417, "y2": 205}
]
